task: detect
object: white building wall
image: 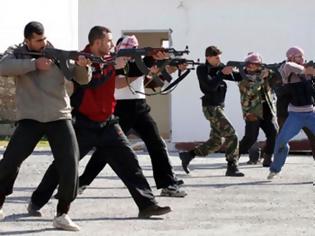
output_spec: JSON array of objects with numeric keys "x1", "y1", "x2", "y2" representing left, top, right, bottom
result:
[
  {"x1": 77, "y1": 0, "x2": 315, "y2": 142},
  {"x1": 0, "y1": 0, "x2": 78, "y2": 52}
]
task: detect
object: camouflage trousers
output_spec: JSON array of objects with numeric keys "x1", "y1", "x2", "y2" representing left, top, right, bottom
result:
[{"x1": 194, "y1": 105, "x2": 239, "y2": 163}]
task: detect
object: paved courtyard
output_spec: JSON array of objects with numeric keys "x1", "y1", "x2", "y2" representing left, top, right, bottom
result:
[{"x1": 0, "y1": 150, "x2": 314, "y2": 235}]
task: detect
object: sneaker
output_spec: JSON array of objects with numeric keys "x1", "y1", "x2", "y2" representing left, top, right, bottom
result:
[
  {"x1": 0, "y1": 209, "x2": 4, "y2": 220},
  {"x1": 138, "y1": 205, "x2": 171, "y2": 219},
  {"x1": 160, "y1": 186, "x2": 187, "y2": 198},
  {"x1": 78, "y1": 185, "x2": 87, "y2": 195},
  {"x1": 267, "y1": 171, "x2": 279, "y2": 180},
  {"x1": 27, "y1": 201, "x2": 42, "y2": 217},
  {"x1": 53, "y1": 213, "x2": 80, "y2": 231}
]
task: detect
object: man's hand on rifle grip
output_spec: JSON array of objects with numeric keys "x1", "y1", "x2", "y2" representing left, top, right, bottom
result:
[
  {"x1": 76, "y1": 55, "x2": 91, "y2": 67},
  {"x1": 35, "y1": 57, "x2": 53, "y2": 71}
]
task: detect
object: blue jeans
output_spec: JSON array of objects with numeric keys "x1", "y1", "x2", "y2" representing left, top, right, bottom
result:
[{"x1": 270, "y1": 111, "x2": 315, "y2": 173}]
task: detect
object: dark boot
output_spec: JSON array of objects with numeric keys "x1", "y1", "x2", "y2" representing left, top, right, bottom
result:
[
  {"x1": 225, "y1": 161, "x2": 245, "y2": 177},
  {"x1": 262, "y1": 154, "x2": 272, "y2": 167},
  {"x1": 179, "y1": 151, "x2": 194, "y2": 174},
  {"x1": 247, "y1": 143, "x2": 261, "y2": 164}
]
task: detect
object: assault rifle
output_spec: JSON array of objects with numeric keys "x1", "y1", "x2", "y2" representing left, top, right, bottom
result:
[
  {"x1": 226, "y1": 61, "x2": 284, "y2": 71},
  {"x1": 226, "y1": 60, "x2": 284, "y2": 80},
  {"x1": 115, "y1": 46, "x2": 189, "y2": 58},
  {"x1": 14, "y1": 47, "x2": 114, "y2": 80},
  {"x1": 305, "y1": 60, "x2": 315, "y2": 68},
  {"x1": 168, "y1": 58, "x2": 201, "y2": 70},
  {"x1": 115, "y1": 46, "x2": 190, "y2": 75}
]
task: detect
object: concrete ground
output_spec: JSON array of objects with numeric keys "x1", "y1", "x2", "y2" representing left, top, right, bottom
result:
[{"x1": 0, "y1": 150, "x2": 314, "y2": 236}]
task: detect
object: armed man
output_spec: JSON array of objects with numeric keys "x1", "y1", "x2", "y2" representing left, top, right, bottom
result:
[
  {"x1": 179, "y1": 46, "x2": 244, "y2": 177},
  {"x1": 78, "y1": 35, "x2": 187, "y2": 197},
  {"x1": 28, "y1": 26, "x2": 171, "y2": 224},
  {"x1": 268, "y1": 46, "x2": 315, "y2": 179},
  {"x1": 233, "y1": 53, "x2": 279, "y2": 167},
  {"x1": 0, "y1": 21, "x2": 91, "y2": 231}
]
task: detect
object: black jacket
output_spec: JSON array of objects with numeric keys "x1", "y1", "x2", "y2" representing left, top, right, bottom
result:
[{"x1": 197, "y1": 62, "x2": 236, "y2": 106}]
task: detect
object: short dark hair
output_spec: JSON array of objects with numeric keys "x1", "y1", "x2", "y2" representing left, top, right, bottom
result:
[
  {"x1": 205, "y1": 46, "x2": 222, "y2": 57},
  {"x1": 88, "y1": 26, "x2": 111, "y2": 44},
  {"x1": 24, "y1": 21, "x2": 44, "y2": 39}
]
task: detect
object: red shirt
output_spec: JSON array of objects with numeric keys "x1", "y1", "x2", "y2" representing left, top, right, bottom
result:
[{"x1": 72, "y1": 45, "x2": 116, "y2": 122}]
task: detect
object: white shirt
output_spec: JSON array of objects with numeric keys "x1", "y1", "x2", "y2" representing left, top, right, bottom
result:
[{"x1": 115, "y1": 76, "x2": 145, "y2": 100}]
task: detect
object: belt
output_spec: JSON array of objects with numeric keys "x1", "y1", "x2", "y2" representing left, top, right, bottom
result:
[{"x1": 73, "y1": 114, "x2": 117, "y2": 129}]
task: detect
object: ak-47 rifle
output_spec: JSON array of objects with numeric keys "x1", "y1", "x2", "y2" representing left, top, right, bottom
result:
[
  {"x1": 14, "y1": 47, "x2": 114, "y2": 80},
  {"x1": 226, "y1": 61, "x2": 284, "y2": 71},
  {"x1": 226, "y1": 60, "x2": 285, "y2": 80},
  {"x1": 115, "y1": 46, "x2": 190, "y2": 75},
  {"x1": 145, "y1": 57, "x2": 200, "y2": 85},
  {"x1": 168, "y1": 58, "x2": 201, "y2": 70},
  {"x1": 305, "y1": 60, "x2": 315, "y2": 68}
]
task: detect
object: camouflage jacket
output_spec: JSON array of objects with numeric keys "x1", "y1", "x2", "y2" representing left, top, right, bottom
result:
[{"x1": 238, "y1": 70, "x2": 277, "y2": 120}]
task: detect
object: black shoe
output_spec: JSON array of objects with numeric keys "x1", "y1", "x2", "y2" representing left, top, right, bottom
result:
[
  {"x1": 225, "y1": 162, "x2": 245, "y2": 177},
  {"x1": 262, "y1": 159, "x2": 272, "y2": 167},
  {"x1": 262, "y1": 154, "x2": 272, "y2": 167},
  {"x1": 248, "y1": 143, "x2": 260, "y2": 162},
  {"x1": 138, "y1": 205, "x2": 171, "y2": 219},
  {"x1": 179, "y1": 152, "x2": 194, "y2": 174},
  {"x1": 27, "y1": 201, "x2": 42, "y2": 217},
  {"x1": 175, "y1": 179, "x2": 184, "y2": 186},
  {"x1": 246, "y1": 159, "x2": 259, "y2": 165}
]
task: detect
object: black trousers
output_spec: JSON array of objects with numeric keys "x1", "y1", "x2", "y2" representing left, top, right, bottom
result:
[
  {"x1": 0, "y1": 119, "x2": 78, "y2": 205},
  {"x1": 80, "y1": 99, "x2": 176, "y2": 189},
  {"x1": 239, "y1": 103, "x2": 278, "y2": 156},
  {"x1": 31, "y1": 116, "x2": 156, "y2": 211}
]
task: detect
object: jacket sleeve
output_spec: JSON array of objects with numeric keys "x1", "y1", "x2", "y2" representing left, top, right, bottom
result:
[
  {"x1": 72, "y1": 64, "x2": 92, "y2": 85},
  {"x1": 0, "y1": 46, "x2": 36, "y2": 76},
  {"x1": 226, "y1": 71, "x2": 243, "y2": 82},
  {"x1": 280, "y1": 62, "x2": 305, "y2": 84},
  {"x1": 238, "y1": 80, "x2": 252, "y2": 115},
  {"x1": 197, "y1": 65, "x2": 222, "y2": 91}
]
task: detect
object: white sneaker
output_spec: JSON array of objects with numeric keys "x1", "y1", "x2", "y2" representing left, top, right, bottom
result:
[
  {"x1": 160, "y1": 186, "x2": 187, "y2": 197},
  {"x1": 53, "y1": 213, "x2": 80, "y2": 231},
  {"x1": 267, "y1": 171, "x2": 279, "y2": 180},
  {"x1": 0, "y1": 209, "x2": 4, "y2": 220},
  {"x1": 78, "y1": 185, "x2": 87, "y2": 195}
]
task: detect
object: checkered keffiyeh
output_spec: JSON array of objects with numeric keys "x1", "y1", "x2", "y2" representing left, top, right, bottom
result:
[{"x1": 115, "y1": 35, "x2": 139, "y2": 52}]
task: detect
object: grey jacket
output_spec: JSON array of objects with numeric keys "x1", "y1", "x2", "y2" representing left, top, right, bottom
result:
[{"x1": 0, "y1": 43, "x2": 91, "y2": 122}]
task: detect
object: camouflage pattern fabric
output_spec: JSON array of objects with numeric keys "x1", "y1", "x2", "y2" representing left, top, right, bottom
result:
[
  {"x1": 194, "y1": 105, "x2": 239, "y2": 162},
  {"x1": 238, "y1": 71, "x2": 276, "y2": 120}
]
